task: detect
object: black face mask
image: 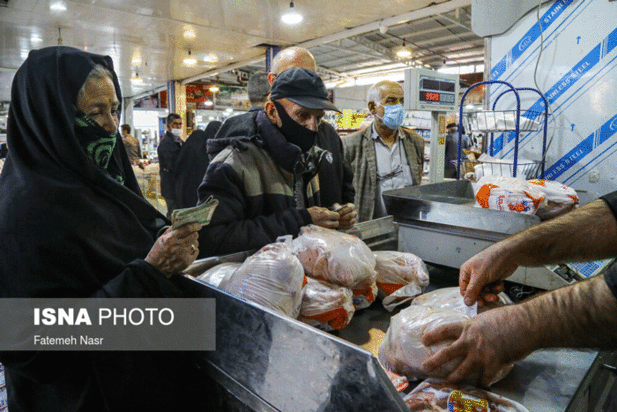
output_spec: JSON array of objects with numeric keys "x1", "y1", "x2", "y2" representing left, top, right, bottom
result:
[{"x1": 273, "y1": 101, "x2": 317, "y2": 152}]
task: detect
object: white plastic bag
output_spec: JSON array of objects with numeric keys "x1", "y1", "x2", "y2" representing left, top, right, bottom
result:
[
  {"x1": 298, "y1": 277, "x2": 355, "y2": 331},
  {"x1": 473, "y1": 153, "x2": 535, "y2": 180},
  {"x1": 528, "y1": 179, "x2": 579, "y2": 220},
  {"x1": 410, "y1": 287, "x2": 513, "y2": 317},
  {"x1": 378, "y1": 306, "x2": 470, "y2": 381},
  {"x1": 474, "y1": 175, "x2": 546, "y2": 215},
  {"x1": 197, "y1": 262, "x2": 241, "y2": 288},
  {"x1": 404, "y1": 379, "x2": 529, "y2": 412},
  {"x1": 293, "y1": 225, "x2": 377, "y2": 308},
  {"x1": 374, "y1": 251, "x2": 430, "y2": 311},
  {"x1": 220, "y1": 243, "x2": 306, "y2": 318}
]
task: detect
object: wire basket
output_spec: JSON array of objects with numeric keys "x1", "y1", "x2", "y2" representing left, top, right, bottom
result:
[
  {"x1": 473, "y1": 160, "x2": 543, "y2": 180},
  {"x1": 463, "y1": 110, "x2": 545, "y2": 133}
]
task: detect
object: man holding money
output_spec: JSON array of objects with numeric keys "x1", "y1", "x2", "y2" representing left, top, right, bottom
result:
[{"x1": 196, "y1": 68, "x2": 348, "y2": 257}]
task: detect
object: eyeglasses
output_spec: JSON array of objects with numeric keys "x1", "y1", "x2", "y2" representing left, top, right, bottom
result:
[{"x1": 377, "y1": 165, "x2": 403, "y2": 183}]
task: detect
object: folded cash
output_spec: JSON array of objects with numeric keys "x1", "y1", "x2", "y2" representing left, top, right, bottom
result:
[{"x1": 171, "y1": 196, "x2": 219, "y2": 229}]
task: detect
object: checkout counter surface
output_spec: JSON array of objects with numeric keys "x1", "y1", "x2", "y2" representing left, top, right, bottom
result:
[{"x1": 180, "y1": 257, "x2": 601, "y2": 412}]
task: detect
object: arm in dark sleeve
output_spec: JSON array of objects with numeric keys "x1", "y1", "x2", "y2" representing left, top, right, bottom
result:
[
  {"x1": 196, "y1": 162, "x2": 312, "y2": 257},
  {"x1": 340, "y1": 138, "x2": 356, "y2": 205}
]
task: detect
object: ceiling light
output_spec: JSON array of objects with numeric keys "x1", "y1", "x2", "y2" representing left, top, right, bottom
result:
[
  {"x1": 209, "y1": 85, "x2": 220, "y2": 93},
  {"x1": 183, "y1": 29, "x2": 196, "y2": 40},
  {"x1": 31, "y1": 35, "x2": 43, "y2": 43},
  {"x1": 20, "y1": 50, "x2": 29, "y2": 59},
  {"x1": 203, "y1": 54, "x2": 218, "y2": 63},
  {"x1": 396, "y1": 40, "x2": 412, "y2": 59},
  {"x1": 131, "y1": 55, "x2": 142, "y2": 65},
  {"x1": 205, "y1": 101, "x2": 214, "y2": 107},
  {"x1": 281, "y1": 1, "x2": 303, "y2": 25},
  {"x1": 183, "y1": 50, "x2": 197, "y2": 66},
  {"x1": 50, "y1": 3, "x2": 66, "y2": 11}
]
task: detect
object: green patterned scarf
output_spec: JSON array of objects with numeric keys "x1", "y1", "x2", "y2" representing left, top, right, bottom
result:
[{"x1": 75, "y1": 110, "x2": 124, "y2": 184}]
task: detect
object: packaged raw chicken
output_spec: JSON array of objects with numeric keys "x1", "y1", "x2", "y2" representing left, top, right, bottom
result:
[
  {"x1": 404, "y1": 379, "x2": 529, "y2": 412},
  {"x1": 527, "y1": 179, "x2": 579, "y2": 220},
  {"x1": 379, "y1": 305, "x2": 512, "y2": 384},
  {"x1": 298, "y1": 277, "x2": 355, "y2": 331},
  {"x1": 410, "y1": 286, "x2": 513, "y2": 317},
  {"x1": 474, "y1": 175, "x2": 545, "y2": 215},
  {"x1": 378, "y1": 306, "x2": 470, "y2": 381},
  {"x1": 293, "y1": 225, "x2": 377, "y2": 308},
  {"x1": 220, "y1": 242, "x2": 307, "y2": 318},
  {"x1": 197, "y1": 262, "x2": 241, "y2": 288},
  {"x1": 373, "y1": 251, "x2": 429, "y2": 311}
]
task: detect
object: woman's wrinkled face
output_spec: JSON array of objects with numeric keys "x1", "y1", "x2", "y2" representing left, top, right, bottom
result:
[{"x1": 77, "y1": 75, "x2": 120, "y2": 134}]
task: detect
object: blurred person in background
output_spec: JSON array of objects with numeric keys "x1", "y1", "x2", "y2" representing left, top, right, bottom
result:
[
  {"x1": 120, "y1": 123, "x2": 141, "y2": 165},
  {"x1": 343, "y1": 81, "x2": 424, "y2": 222},
  {"x1": 174, "y1": 120, "x2": 222, "y2": 209},
  {"x1": 0, "y1": 46, "x2": 218, "y2": 411},
  {"x1": 158, "y1": 113, "x2": 183, "y2": 218}
]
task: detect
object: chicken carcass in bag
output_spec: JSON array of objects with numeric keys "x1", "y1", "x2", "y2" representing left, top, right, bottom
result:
[
  {"x1": 374, "y1": 251, "x2": 430, "y2": 311},
  {"x1": 527, "y1": 179, "x2": 579, "y2": 220},
  {"x1": 298, "y1": 277, "x2": 355, "y2": 331},
  {"x1": 404, "y1": 378, "x2": 529, "y2": 412},
  {"x1": 378, "y1": 305, "x2": 512, "y2": 384},
  {"x1": 410, "y1": 286, "x2": 513, "y2": 317},
  {"x1": 474, "y1": 175, "x2": 545, "y2": 215},
  {"x1": 220, "y1": 243, "x2": 307, "y2": 318},
  {"x1": 293, "y1": 225, "x2": 377, "y2": 309},
  {"x1": 197, "y1": 262, "x2": 241, "y2": 288}
]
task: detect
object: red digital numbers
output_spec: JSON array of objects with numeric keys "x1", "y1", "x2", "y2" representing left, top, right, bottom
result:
[{"x1": 426, "y1": 92, "x2": 440, "y2": 101}]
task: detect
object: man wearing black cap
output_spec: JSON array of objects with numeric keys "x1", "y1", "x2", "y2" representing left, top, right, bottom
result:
[{"x1": 196, "y1": 68, "x2": 354, "y2": 257}]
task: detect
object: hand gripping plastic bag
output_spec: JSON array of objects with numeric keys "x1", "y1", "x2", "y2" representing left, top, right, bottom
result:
[
  {"x1": 527, "y1": 179, "x2": 579, "y2": 220},
  {"x1": 292, "y1": 225, "x2": 377, "y2": 309},
  {"x1": 378, "y1": 306, "x2": 470, "y2": 382},
  {"x1": 220, "y1": 242, "x2": 307, "y2": 318},
  {"x1": 404, "y1": 378, "x2": 529, "y2": 412},
  {"x1": 374, "y1": 251, "x2": 430, "y2": 311},
  {"x1": 379, "y1": 304, "x2": 513, "y2": 384},
  {"x1": 197, "y1": 262, "x2": 241, "y2": 288},
  {"x1": 474, "y1": 175, "x2": 545, "y2": 215},
  {"x1": 298, "y1": 277, "x2": 355, "y2": 331}
]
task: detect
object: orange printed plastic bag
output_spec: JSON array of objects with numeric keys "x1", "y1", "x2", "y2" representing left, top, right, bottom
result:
[{"x1": 474, "y1": 175, "x2": 545, "y2": 215}]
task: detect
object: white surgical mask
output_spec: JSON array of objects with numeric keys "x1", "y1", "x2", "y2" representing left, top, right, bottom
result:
[{"x1": 170, "y1": 128, "x2": 182, "y2": 137}]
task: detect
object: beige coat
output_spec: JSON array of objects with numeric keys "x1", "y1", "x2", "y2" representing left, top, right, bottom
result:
[{"x1": 342, "y1": 122, "x2": 425, "y2": 222}]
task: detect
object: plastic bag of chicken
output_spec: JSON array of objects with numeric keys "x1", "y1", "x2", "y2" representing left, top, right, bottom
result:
[
  {"x1": 378, "y1": 305, "x2": 512, "y2": 384},
  {"x1": 292, "y1": 225, "x2": 377, "y2": 309},
  {"x1": 220, "y1": 242, "x2": 307, "y2": 318},
  {"x1": 373, "y1": 251, "x2": 430, "y2": 311},
  {"x1": 527, "y1": 179, "x2": 579, "y2": 220},
  {"x1": 474, "y1": 175, "x2": 546, "y2": 215},
  {"x1": 298, "y1": 277, "x2": 355, "y2": 331},
  {"x1": 410, "y1": 286, "x2": 513, "y2": 318}
]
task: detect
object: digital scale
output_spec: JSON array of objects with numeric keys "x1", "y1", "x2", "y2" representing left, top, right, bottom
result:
[{"x1": 404, "y1": 68, "x2": 460, "y2": 183}]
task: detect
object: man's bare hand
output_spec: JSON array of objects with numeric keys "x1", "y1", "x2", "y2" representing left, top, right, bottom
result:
[
  {"x1": 307, "y1": 206, "x2": 340, "y2": 229},
  {"x1": 459, "y1": 242, "x2": 518, "y2": 307},
  {"x1": 332, "y1": 203, "x2": 357, "y2": 230},
  {"x1": 145, "y1": 222, "x2": 202, "y2": 277}
]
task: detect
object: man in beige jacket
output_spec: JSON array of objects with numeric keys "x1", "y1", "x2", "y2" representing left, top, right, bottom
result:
[{"x1": 343, "y1": 80, "x2": 424, "y2": 222}]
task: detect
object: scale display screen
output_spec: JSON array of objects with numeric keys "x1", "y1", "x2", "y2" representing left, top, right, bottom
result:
[
  {"x1": 404, "y1": 68, "x2": 459, "y2": 112},
  {"x1": 418, "y1": 77, "x2": 457, "y2": 106}
]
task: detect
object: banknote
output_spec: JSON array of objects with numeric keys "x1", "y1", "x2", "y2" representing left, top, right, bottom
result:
[{"x1": 171, "y1": 196, "x2": 219, "y2": 229}]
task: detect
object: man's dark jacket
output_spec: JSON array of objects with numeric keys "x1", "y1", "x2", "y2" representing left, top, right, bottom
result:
[
  {"x1": 197, "y1": 111, "x2": 324, "y2": 257},
  {"x1": 213, "y1": 112, "x2": 355, "y2": 208},
  {"x1": 157, "y1": 131, "x2": 182, "y2": 199}
]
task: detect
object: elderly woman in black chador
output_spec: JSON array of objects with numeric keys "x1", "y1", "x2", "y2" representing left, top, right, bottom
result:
[{"x1": 0, "y1": 46, "x2": 219, "y2": 411}]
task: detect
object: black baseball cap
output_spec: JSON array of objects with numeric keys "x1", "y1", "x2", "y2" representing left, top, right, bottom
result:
[{"x1": 270, "y1": 68, "x2": 340, "y2": 112}]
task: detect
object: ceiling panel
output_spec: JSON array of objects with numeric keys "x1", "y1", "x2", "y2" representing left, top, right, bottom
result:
[{"x1": 0, "y1": 0, "x2": 483, "y2": 102}]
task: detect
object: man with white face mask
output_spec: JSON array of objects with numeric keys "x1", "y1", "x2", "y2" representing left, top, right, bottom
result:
[
  {"x1": 158, "y1": 113, "x2": 183, "y2": 218},
  {"x1": 343, "y1": 81, "x2": 425, "y2": 222}
]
